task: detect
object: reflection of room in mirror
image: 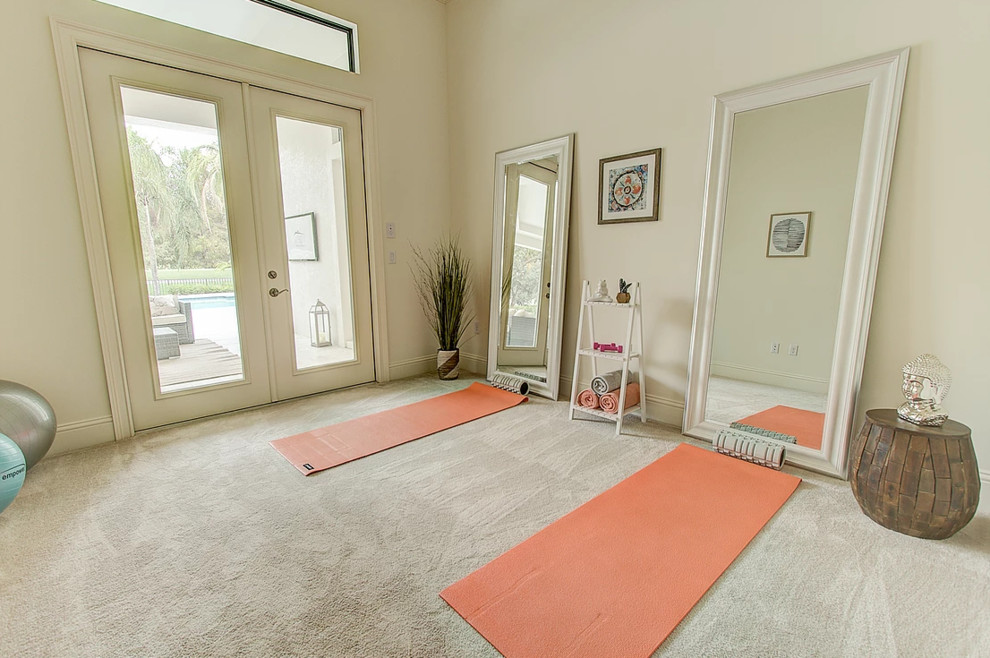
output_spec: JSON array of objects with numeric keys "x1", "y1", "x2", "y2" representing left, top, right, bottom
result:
[
  {"x1": 706, "y1": 376, "x2": 825, "y2": 449},
  {"x1": 507, "y1": 366, "x2": 548, "y2": 383},
  {"x1": 505, "y1": 173, "x2": 549, "y2": 349},
  {"x1": 705, "y1": 87, "x2": 868, "y2": 453},
  {"x1": 497, "y1": 156, "x2": 558, "y2": 381}
]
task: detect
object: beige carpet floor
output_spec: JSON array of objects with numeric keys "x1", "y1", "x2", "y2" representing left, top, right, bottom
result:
[{"x1": 0, "y1": 375, "x2": 987, "y2": 657}]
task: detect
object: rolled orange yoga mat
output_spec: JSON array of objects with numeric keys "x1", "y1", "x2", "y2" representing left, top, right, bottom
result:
[
  {"x1": 577, "y1": 388, "x2": 600, "y2": 409},
  {"x1": 441, "y1": 444, "x2": 801, "y2": 657},
  {"x1": 270, "y1": 382, "x2": 527, "y2": 475},
  {"x1": 599, "y1": 381, "x2": 640, "y2": 414}
]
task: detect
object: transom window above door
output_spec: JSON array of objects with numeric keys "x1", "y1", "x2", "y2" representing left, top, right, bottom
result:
[{"x1": 94, "y1": 0, "x2": 359, "y2": 72}]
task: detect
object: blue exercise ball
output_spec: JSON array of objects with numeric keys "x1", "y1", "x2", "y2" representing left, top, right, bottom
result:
[
  {"x1": 0, "y1": 433, "x2": 26, "y2": 514},
  {"x1": 0, "y1": 380, "x2": 57, "y2": 471}
]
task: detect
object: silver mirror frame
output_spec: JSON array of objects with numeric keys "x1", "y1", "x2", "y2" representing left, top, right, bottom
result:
[
  {"x1": 487, "y1": 134, "x2": 575, "y2": 399},
  {"x1": 684, "y1": 50, "x2": 909, "y2": 478}
]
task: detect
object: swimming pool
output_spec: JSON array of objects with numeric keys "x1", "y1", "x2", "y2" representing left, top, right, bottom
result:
[
  {"x1": 179, "y1": 293, "x2": 237, "y2": 311},
  {"x1": 178, "y1": 294, "x2": 241, "y2": 355}
]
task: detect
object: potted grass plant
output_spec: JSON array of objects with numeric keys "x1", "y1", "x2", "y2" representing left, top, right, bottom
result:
[{"x1": 412, "y1": 237, "x2": 474, "y2": 379}]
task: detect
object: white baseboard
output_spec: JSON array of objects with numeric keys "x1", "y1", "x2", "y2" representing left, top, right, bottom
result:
[
  {"x1": 51, "y1": 415, "x2": 115, "y2": 456},
  {"x1": 710, "y1": 361, "x2": 828, "y2": 394},
  {"x1": 560, "y1": 375, "x2": 684, "y2": 427},
  {"x1": 388, "y1": 355, "x2": 436, "y2": 380},
  {"x1": 388, "y1": 351, "x2": 487, "y2": 381},
  {"x1": 458, "y1": 351, "x2": 487, "y2": 376}
]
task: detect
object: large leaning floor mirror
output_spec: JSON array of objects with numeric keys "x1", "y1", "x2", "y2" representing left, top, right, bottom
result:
[
  {"x1": 488, "y1": 135, "x2": 575, "y2": 399},
  {"x1": 685, "y1": 50, "x2": 909, "y2": 477}
]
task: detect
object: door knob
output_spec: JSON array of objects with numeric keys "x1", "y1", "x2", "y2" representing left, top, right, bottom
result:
[{"x1": 269, "y1": 287, "x2": 288, "y2": 297}]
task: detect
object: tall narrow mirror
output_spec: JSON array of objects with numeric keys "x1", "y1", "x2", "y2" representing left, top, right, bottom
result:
[
  {"x1": 685, "y1": 50, "x2": 909, "y2": 477},
  {"x1": 488, "y1": 135, "x2": 574, "y2": 399}
]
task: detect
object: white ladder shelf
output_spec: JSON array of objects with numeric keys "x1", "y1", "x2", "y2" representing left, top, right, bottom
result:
[{"x1": 568, "y1": 280, "x2": 647, "y2": 435}]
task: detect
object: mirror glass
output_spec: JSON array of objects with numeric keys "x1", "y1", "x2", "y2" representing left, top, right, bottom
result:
[
  {"x1": 705, "y1": 87, "x2": 869, "y2": 451},
  {"x1": 684, "y1": 50, "x2": 909, "y2": 477},
  {"x1": 488, "y1": 135, "x2": 574, "y2": 399}
]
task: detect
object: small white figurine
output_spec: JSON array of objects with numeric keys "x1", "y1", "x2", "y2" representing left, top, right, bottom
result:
[
  {"x1": 897, "y1": 354, "x2": 951, "y2": 427},
  {"x1": 589, "y1": 279, "x2": 612, "y2": 303}
]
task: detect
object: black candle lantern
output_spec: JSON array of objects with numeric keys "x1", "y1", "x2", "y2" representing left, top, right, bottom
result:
[{"x1": 309, "y1": 299, "x2": 331, "y2": 347}]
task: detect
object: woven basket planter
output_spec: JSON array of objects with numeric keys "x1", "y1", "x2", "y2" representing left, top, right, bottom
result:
[{"x1": 437, "y1": 349, "x2": 460, "y2": 380}]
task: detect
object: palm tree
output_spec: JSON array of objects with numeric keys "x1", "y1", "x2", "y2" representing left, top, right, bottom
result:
[
  {"x1": 181, "y1": 144, "x2": 226, "y2": 236},
  {"x1": 126, "y1": 129, "x2": 173, "y2": 295}
]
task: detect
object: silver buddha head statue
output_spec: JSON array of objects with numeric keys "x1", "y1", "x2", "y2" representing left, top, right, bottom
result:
[{"x1": 896, "y1": 353, "x2": 951, "y2": 427}]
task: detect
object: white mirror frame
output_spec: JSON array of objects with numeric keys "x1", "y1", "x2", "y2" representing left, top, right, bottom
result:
[
  {"x1": 684, "y1": 49, "x2": 909, "y2": 478},
  {"x1": 487, "y1": 134, "x2": 575, "y2": 400}
]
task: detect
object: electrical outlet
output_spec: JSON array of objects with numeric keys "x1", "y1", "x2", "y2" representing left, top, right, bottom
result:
[
  {"x1": 473, "y1": 321, "x2": 480, "y2": 335},
  {"x1": 385, "y1": 222, "x2": 396, "y2": 239},
  {"x1": 770, "y1": 342, "x2": 780, "y2": 354},
  {"x1": 387, "y1": 251, "x2": 396, "y2": 265},
  {"x1": 788, "y1": 344, "x2": 799, "y2": 356}
]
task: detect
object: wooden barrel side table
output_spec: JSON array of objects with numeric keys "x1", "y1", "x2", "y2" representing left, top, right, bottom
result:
[{"x1": 849, "y1": 409, "x2": 980, "y2": 539}]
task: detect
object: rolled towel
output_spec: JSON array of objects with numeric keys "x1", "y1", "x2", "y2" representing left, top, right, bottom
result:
[
  {"x1": 599, "y1": 382, "x2": 640, "y2": 414},
  {"x1": 590, "y1": 370, "x2": 637, "y2": 395},
  {"x1": 578, "y1": 388, "x2": 600, "y2": 409}
]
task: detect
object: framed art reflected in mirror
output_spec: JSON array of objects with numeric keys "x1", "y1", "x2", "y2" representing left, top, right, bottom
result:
[{"x1": 767, "y1": 212, "x2": 811, "y2": 257}]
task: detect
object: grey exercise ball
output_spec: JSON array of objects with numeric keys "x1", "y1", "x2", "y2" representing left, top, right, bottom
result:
[{"x1": 0, "y1": 380, "x2": 57, "y2": 471}]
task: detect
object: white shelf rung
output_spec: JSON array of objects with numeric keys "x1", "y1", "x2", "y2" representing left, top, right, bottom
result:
[
  {"x1": 570, "y1": 404, "x2": 642, "y2": 421},
  {"x1": 584, "y1": 301, "x2": 639, "y2": 308},
  {"x1": 577, "y1": 348, "x2": 640, "y2": 361}
]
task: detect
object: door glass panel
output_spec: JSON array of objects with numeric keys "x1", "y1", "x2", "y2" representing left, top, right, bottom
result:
[
  {"x1": 120, "y1": 86, "x2": 245, "y2": 393},
  {"x1": 274, "y1": 116, "x2": 357, "y2": 370},
  {"x1": 505, "y1": 175, "x2": 548, "y2": 348}
]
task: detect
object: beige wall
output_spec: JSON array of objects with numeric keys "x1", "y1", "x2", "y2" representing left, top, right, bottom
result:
[
  {"x1": 0, "y1": 0, "x2": 449, "y2": 453},
  {"x1": 445, "y1": 0, "x2": 990, "y2": 469},
  {"x1": 711, "y1": 88, "x2": 868, "y2": 393}
]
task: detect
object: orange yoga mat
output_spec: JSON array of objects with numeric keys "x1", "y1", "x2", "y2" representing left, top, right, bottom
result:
[
  {"x1": 270, "y1": 382, "x2": 527, "y2": 475},
  {"x1": 734, "y1": 405, "x2": 825, "y2": 450},
  {"x1": 441, "y1": 443, "x2": 800, "y2": 657}
]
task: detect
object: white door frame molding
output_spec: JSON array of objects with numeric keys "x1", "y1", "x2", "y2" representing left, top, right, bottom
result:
[{"x1": 50, "y1": 17, "x2": 390, "y2": 440}]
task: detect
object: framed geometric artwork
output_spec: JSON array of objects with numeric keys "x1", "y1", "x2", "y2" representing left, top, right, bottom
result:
[
  {"x1": 767, "y1": 212, "x2": 811, "y2": 257},
  {"x1": 598, "y1": 148, "x2": 663, "y2": 224},
  {"x1": 285, "y1": 212, "x2": 318, "y2": 261}
]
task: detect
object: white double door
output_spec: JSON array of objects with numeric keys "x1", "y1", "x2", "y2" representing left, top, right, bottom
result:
[{"x1": 80, "y1": 48, "x2": 375, "y2": 430}]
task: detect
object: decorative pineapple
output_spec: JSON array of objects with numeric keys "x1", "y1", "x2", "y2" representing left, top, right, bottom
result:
[{"x1": 616, "y1": 278, "x2": 632, "y2": 303}]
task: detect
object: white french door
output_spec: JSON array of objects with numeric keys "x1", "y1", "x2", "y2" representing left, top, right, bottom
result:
[
  {"x1": 79, "y1": 48, "x2": 375, "y2": 431},
  {"x1": 248, "y1": 87, "x2": 374, "y2": 400}
]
